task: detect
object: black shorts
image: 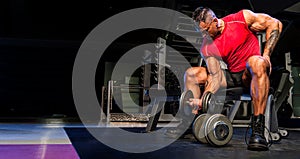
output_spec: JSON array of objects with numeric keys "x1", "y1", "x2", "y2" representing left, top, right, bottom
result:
[{"x1": 224, "y1": 70, "x2": 244, "y2": 88}]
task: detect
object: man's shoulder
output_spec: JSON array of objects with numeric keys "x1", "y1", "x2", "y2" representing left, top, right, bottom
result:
[{"x1": 222, "y1": 10, "x2": 246, "y2": 23}]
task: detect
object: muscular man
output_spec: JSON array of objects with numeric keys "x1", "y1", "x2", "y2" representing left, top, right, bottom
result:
[{"x1": 185, "y1": 7, "x2": 282, "y2": 151}]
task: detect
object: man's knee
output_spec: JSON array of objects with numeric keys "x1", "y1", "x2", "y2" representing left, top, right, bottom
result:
[
  {"x1": 185, "y1": 67, "x2": 208, "y2": 84},
  {"x1": 247, "y1": 56, "x2": 269, "y2": 76},
  {"x1": 185, "y1": 67, "x2": 195, "y2": 77}
]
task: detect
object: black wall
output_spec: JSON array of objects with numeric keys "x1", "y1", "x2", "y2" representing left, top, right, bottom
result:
[
  {"x1": 0, "y1": 0, "x2": 298, "y2": 118},
  {"x1": 0, "y1": 0, "x2": 178, "y2": 117}
]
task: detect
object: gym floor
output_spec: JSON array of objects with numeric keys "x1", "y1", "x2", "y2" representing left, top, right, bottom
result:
[{"x1": 0, "y1": 119, "x2": 299, "y2": 159}]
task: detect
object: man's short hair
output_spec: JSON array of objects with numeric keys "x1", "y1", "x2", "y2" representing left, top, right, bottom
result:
[{"x1": 192, "y1": 7, "x2": 216, "y2": 23}]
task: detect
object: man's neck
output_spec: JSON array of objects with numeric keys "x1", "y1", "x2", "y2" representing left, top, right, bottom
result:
[{"x1": 218, "y1": 19, "x2": 225, "y2": 34}]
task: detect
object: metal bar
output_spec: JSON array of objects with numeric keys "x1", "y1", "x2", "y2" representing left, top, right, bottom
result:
[
  {"x1": 142, "y1": 63, "x2": 151, "y2": 113},
  {"x1": 157, "y1": 37, "x2": 166, "y2": 90},
  {"x1": 228, "y1": 101, "x2": 242, "y2": 122},
  {"x1": 106, "y1": 80, "x2": 112, "y2": 124},
  {"x1": 232, "y1": 119, "x2": 251, "y2": 124},
  {"x1": 100, "y1": 86, "x2": 106, "y2": 123}
]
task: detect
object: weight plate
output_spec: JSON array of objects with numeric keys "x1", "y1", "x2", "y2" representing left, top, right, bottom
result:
[
  {"x1": 192, "y1": 114, "x2": 211, "y2": 144},
  {"x1": 202, "y1": 92, "x2": 212, "y2": 113},
  {"x1": 205, "y1": 114, "x2": 233, "y2": 146},
  {"x1": 180, "y1": 90, "x2": 194, "y2": 116}
]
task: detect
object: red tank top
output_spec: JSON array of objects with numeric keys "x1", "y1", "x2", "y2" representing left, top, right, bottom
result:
[{"x1": 201, "y1": 10, "x2": 260, "y2": 72}]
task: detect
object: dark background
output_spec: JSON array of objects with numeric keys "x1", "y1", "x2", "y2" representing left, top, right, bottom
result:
[{"x1": 0, "y1": 0, "x2": 299, "y2": 118}]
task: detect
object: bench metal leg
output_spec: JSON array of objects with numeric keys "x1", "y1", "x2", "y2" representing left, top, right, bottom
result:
[
  {"x1": 145, "y1": 99, "x2": 164, "y2": 132},
  {"x1": 228, "y1": 101, "x2": 242, "y2": 122}
]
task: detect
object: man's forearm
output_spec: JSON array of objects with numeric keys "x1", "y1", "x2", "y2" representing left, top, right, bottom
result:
[
  {"x1": 202, "y1": 57, "x2": 223, "y2": 95},
  {"x1": 263, "y1": 29, "x2": 280, "y2": 56},
  {"x1": 263, "y1": 19, "x2": 282, "y2": 56},
  {"x1": 202, "y1": 71, "x2": 222, "y2": 95}
]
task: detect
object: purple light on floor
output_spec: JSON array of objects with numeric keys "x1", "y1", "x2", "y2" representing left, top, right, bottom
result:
[{"x1": 0, "y1": 144, "x2": 79, "y2": 159}]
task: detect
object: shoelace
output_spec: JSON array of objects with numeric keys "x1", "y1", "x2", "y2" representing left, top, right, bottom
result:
[{"x1": 244, "y1": 123, "x2": 273, "y2": 148}]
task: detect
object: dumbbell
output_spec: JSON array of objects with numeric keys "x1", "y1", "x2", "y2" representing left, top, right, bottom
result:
[
  {"x1": 192, "y1": 113, "x2": 210, "y2": 144},
  {"x1": 180, "y1": 90, "x2": 223, "y2": 116},
  {"x1": 179, "y1": 90, "x2": 198, "y2": 116},
  {"x1": 201, "y1": 92, "x2": 214, "y2": 113},
  {"x1": 201, "y1": 92, "x2": 223, "y2": 114},
  {"x1": 193, "y1": 113, "x2": 233, "y2": 146},
  {"x1": 204, "y1": 114, "x2": 233, "y2": 146}
]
